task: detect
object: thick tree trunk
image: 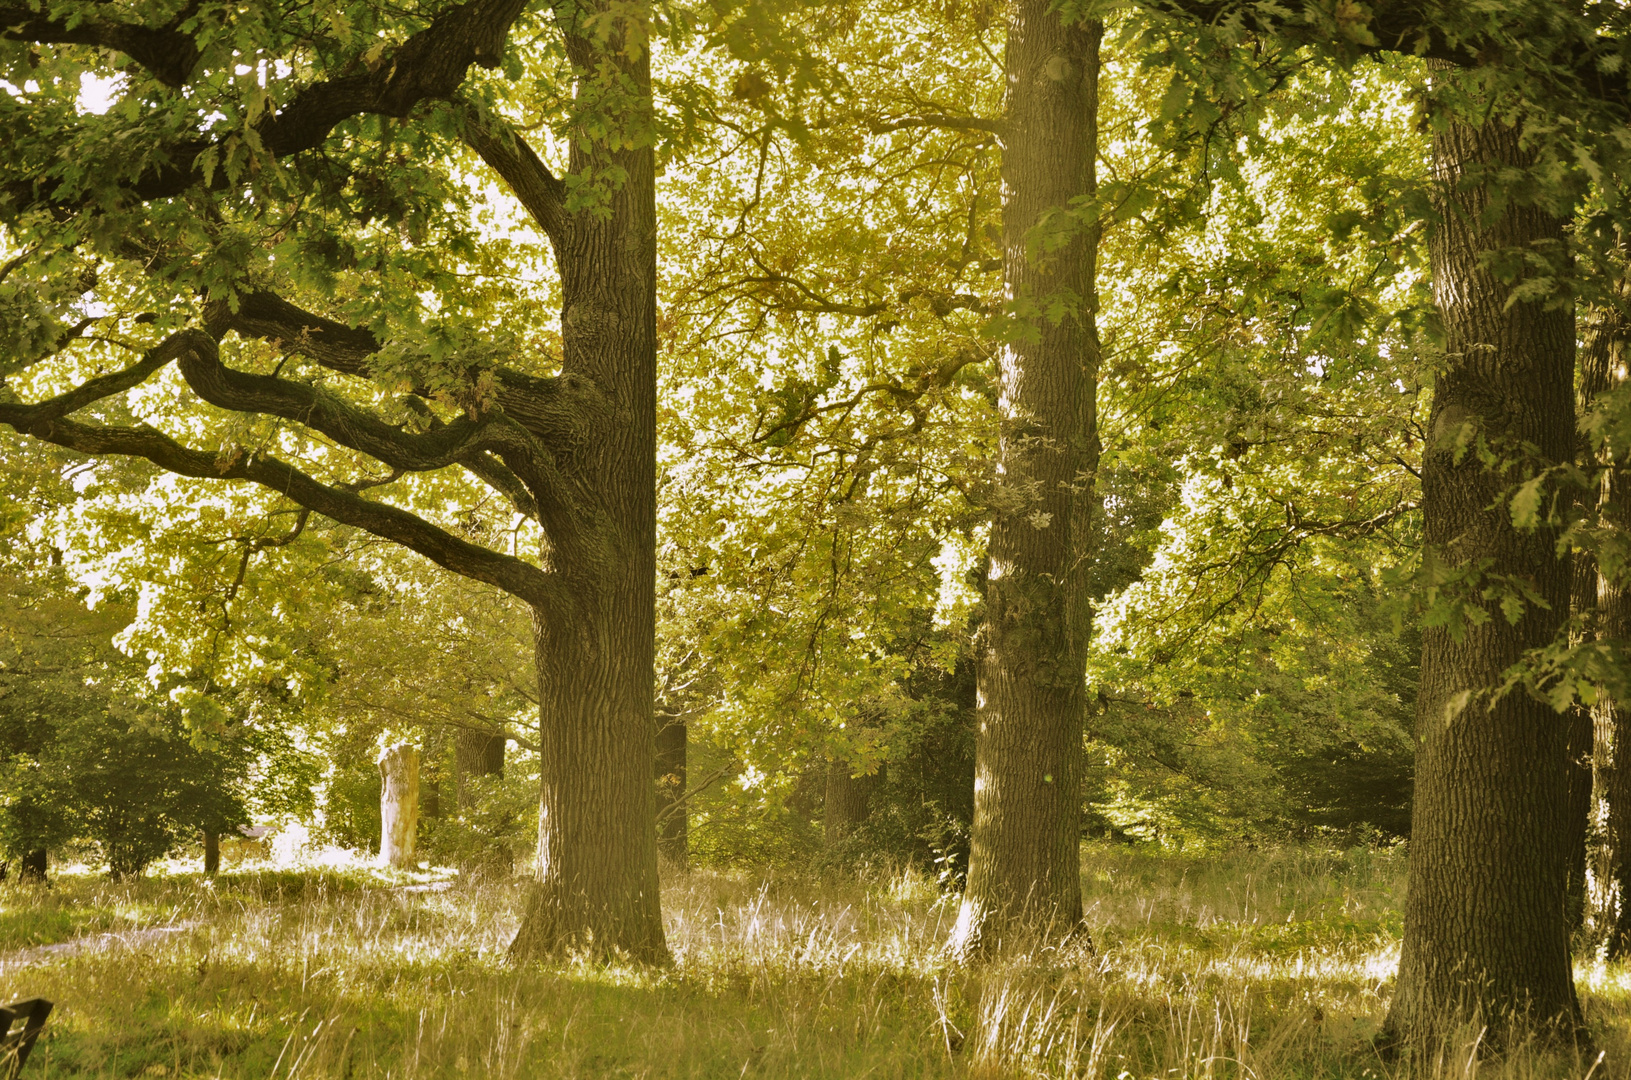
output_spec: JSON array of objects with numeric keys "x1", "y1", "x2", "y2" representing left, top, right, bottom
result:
[
  {"x1": 1382, "y1": 108, "x2": 1579, "y2": 1045},
  {"x1": 378, "y1": 743, "x2": 421, "y2": 869},
  {"x1": 203, "y1": 830, "x2": 220, "y2": 875},
  {"x1": 508, "y1": 10, "x2": 667, "y2": 963},
  {"x1": 655, "y1": 713, "x2": 687, "y2": 869},
  {"x1": 949, "y1": 3, "x2": 1101, "y2": 958},
  {"x1": 824, "y1": 760, "x2": 882, "y2": 847}
]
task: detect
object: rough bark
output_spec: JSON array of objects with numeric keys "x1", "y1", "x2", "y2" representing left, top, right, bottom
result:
[
  {"x1": 378, "y1": 743, "x2": 421, "y2": 869},
  {"x1": 203, "y1": 831, "x2": 220, "y2": 876},
  {"x1": 824, "y1": 761, "x2": 883, "y2": 847},
  {"x1": 949, "y1": 2, "x2": 1101, "y2": 959},
  {"x1": 1599, "y1": 577, "x2": 1631, "y2": 958},
  {"x1": 1564, "y1": 316, "x2": 1616, "y2": 933},
  {"x1": 506, "y1": 8, "x2": 665, "y2": 962},
  {"x1": 1381, "y1": 106, "x2": 1580, "y2": 1045},
  {"x1": 655, "y1": 713, "x2": 688, "y2": 869}
]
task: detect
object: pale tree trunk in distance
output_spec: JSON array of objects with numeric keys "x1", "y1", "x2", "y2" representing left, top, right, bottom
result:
[
  {"x1": 1382, "y1": 103, "x2": 1580, "y2": 1045},
  {"x1": 949, "y1": 2, "x2": 1102, "y2": 958},
  {"x1": 378, "y1": 743, "x2": 421, "y2": 869}
]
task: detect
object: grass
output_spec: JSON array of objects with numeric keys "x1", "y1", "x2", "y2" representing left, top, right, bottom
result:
[{"x1": 0, "y1": 844, "x2": 1623, "y2": 1078}]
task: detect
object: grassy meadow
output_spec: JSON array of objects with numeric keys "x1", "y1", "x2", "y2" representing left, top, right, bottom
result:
[{"x1": 0, "y1": 844, "x2": 1625, "y2": 1079}]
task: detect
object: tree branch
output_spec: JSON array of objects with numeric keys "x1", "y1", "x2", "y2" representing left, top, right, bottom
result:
[
  {"x1": 1139, "y1": 1, "x2": 1630, "y2": 108},
  {"x1": 12, "y1": 0, "x2": 532, "y2": 208},
  {"x1": 172, "y1": 329, "x2": 503, "y2": 472},
  {"x1": 170, "y1": 329, "x2": 590, "y2": 540},
  {"x1": 0, "y1": 410, "x2": 562, "y2": 610},
  {"x1": 205, "y1": 289, "x2": 617, "y2": 447},
  {"x1": 0, "y1": 332, "x2": 190, "y2": 421},
  {"x1": 458, "y1": 450, "x2": 542, "y2": 521},
  {"x1": 0, "y1": 3, "x2": 201, "y2": 87},
  {"x1": 458, "y1": 106, "x2": 567, "y2": 247},
  {"x1": 868, "y1": 114, "x2": 1005, "y2": 137}
]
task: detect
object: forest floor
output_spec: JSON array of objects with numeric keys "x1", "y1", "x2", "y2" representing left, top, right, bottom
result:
[{"x1": 0, "y1": 844, "x2": 1624, "y2": 1079}]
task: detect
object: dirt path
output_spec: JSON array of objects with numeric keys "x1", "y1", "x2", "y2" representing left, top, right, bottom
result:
[{"x1": 0, "y1": 924, "x2": 198, "y2": 968}]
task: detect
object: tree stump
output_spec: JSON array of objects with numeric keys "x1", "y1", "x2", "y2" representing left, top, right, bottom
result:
[{"x1": 378, "y1": 743, "x2": 421, "y2": 869}]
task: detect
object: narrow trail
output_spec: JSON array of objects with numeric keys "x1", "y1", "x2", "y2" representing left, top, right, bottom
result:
[{"x1": 0, "y1": 924, "x2": 199, "y2": 969}]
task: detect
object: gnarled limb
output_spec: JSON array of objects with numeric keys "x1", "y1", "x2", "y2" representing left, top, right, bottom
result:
[
  {"x1": 9, "y1": 0, "x2": 533, "y2": 207},
  {"x1": 0, "y1": 3, "x2": 201, "y2": 87},
  {"x1": 0, "y1": 409, "x2": 563, "y2": 611},
  {"x1": 459, "y1": 107, "x2": 568, "y2": 249},
  {"x1": 206, "y1": 290, "x2": 618, "y2": 447},
  {"x1": 1141, "y1": 0, "x2": 1629, "y2": 107},
  {"x1": 171, "y1": 330, "x2": 591, "y2": 542},
  {"x1": 1, "y1": 332, "x2": 191, "y2": 421}
]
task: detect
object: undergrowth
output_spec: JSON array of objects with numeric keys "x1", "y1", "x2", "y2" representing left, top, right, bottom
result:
[{"x1": 0, "y1": 844, "x2": 1621, "y2": 1078}]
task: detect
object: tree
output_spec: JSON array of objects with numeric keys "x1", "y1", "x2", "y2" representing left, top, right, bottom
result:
[
  {"x1": 0, "y1": 569, "x2": 262, "y2": 880},
  {"x1": 947, "y1": 0, "x2": 1102, "y2": 956},
  {"x1": 1386, "y1": 89, "x2": 1578, "y2": 1039},
  {"x1": 1130, "y1": 0, "x2": 1631, "y2": 1043},
  {"x1": 0, "y1": 0, "x2": 666, "y2": 959}
]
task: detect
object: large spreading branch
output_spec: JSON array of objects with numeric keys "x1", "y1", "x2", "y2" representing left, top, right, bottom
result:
[
  {"x1": 7, "y1": 0, "x2": 532, "y2": 207},
  {"x1": 0, "y1": 408, "x2": 562, "y2": 610},
  {"x1": 0, "y1": 3, "x2": 201, "y2": 88},
  {"x1": 459, "y1": 108, "x2": 567, "y2": 248},
  {"x1": 168, "y1": 328, "x2": 589, "y2": 541},
  {"x1": 205, "y1": 290, "x2": 618, "y2": 447}
]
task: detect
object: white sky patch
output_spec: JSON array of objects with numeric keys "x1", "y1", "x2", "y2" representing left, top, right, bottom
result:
[{"x1": 77, "y1": 72, "x2": 125, "y2": 115}]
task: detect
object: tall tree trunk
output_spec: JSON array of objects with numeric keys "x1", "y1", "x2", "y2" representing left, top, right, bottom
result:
[
  {"x1": 508, "y1": 7, "x2": 666, "y2": 963},
  {"x1": 824, "y1": 760, "x2": 882, "y2": 847},
  {"x1": 203, "y1": 830, "x2": 220, "y2": 876},
  {"x1": 655, "y1": 712, "x2": 687, "y2": 869},
  {"x1": 1581, "y1": 298, "x2": 1631, "y2": 955},
  {"x1": 949, "y1": 2, "x2": 1101, "y2": 958},
  {"x1": 1564, "y1": 312, "x2": 1616, "y2": 934},
  {"x1": 1382, "y1": 106, "x2": 1580, "y2": 1044},
  {"x1": 1599, "y1": 570, "x2": 1631, "y2": 957}
]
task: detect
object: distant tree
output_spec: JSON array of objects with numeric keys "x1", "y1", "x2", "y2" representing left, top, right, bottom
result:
[{"x1": 0, "y1": 569, "x2": 257, "y2": 878}]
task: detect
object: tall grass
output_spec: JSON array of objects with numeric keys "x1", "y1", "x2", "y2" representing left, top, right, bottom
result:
[{"x1": 0, "y1": 845, "x2": 1623, "y2": 1078}]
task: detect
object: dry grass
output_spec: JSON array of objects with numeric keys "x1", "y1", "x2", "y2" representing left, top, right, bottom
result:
[{"x1": 0, "y1": 845, "x2": 1623, "y2": 1078}]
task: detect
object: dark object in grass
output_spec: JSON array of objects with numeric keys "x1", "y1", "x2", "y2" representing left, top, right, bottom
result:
[{"x1": 0, "y1": 998, "x2": 52, "y2": 1078}]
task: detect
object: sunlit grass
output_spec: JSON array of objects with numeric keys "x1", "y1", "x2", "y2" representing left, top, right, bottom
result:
[{"x1": 0, "y1": 845, "x2": 1622, "y2": 1077}]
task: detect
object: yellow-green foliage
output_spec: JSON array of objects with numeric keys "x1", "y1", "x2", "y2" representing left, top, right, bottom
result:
[{"x1": 0, "y1": 847, "x2": 1622, "y2": 1078}]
